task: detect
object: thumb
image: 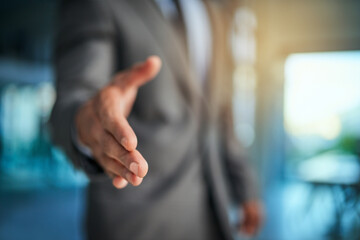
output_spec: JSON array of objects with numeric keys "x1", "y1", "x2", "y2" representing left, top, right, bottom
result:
[{"x1": 113, "y1": 55, "x2": 162, "y2": 89}]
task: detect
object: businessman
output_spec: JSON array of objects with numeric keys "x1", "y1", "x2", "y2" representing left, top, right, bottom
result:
[{"x1": 50, "y1": 0, "x2": 263, "y2": 239}]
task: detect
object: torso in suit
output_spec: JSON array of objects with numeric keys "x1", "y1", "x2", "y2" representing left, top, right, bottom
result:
[{"x1": 50, "y1": 0, "x2": 256, "y2": 239}]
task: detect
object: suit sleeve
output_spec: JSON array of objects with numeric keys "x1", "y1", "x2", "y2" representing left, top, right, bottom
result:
[
  {"x1": 49, "y1": 0, "x2": 115, "y2": 179},
  {"x1": 220, "y1": 98, "x2": 259, "y2": 204}
]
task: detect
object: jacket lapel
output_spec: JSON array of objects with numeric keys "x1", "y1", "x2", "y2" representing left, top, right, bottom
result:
[
  {"x1": 125, "y1": 0, "x2": 205, "y2": 104},
  {"x1": 203, "y1": 1, "x2": 235, "y2": 124}
]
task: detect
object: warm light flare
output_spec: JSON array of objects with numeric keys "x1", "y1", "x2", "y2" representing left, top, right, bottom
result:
[{"x1": 284, "y1": 51, "x2": 360, "y2": 140}]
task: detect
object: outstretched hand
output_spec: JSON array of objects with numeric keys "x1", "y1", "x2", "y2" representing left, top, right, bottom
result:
[{"x1": 75, "y1": 56, "x2": 162, "y2": 189}]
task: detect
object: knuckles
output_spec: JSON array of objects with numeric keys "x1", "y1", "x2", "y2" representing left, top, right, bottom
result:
[
  {"x1": 95, "y1": 86, "x2": 120, "y2": 116},
  {"x1": 131, "y1": 177, "x2": 143, "y2": 186}
]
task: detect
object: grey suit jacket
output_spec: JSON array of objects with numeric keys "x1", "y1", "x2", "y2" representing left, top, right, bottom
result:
[{"x1": 50, "y1": 0, "x2": 257, "y2": 239}]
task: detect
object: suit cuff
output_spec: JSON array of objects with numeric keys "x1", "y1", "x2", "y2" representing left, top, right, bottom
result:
[
  {"x1": 233, "y1": 181, "x2": 258, "y2": 204},
  {"x1": 71, "y1": 123, "x2": 93, "y2": 157}
]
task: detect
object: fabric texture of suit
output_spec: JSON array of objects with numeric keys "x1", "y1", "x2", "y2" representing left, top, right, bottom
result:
[{"x1": 50, "y1": 0, "x2": 257, "y2": 239}]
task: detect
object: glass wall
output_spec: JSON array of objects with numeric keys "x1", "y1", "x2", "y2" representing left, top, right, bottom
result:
[{"x1": 281, "y1": 51, "x2": 360, "y2": 239}]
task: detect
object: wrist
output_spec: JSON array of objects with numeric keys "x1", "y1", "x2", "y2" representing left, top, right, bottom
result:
[{"x1": 71, "y1": 123, "x2": 93, "y2": 158}]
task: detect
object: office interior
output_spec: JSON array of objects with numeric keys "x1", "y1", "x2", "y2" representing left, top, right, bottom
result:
[{"x1": 1, "y1": 0, "x2": 360, "y2": 239}]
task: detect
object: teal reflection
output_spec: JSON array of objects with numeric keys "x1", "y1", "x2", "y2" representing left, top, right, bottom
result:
[{"x1": 0, "y1": 59, "x2": 87, "y2": 191}]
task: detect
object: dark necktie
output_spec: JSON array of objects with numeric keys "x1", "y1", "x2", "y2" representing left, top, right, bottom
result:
[{"x1": 171, "y1": 0, "x2": 188, "y2": 56}]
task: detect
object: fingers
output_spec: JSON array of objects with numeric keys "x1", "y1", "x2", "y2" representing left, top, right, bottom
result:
[
  {"x1": 112, "y1": 116, "x2": 137, "y2": 151},
  {"x1": 120, "y1": 150, "x2": 148, "y2": 178},
  {"x1": 102, "y1": 155, "x2": 143, "y2": 186},
  {"x1": 112, "y1": 176, "x2": 128, "y2": 189},
  {"x1": 107, "y1": 172, "x2": 128, "y2": 189},
  {"x1": 105, "y1": 171, "x2": 128, "y2": 189},
  {"x1": 113, "y1": 55, "x2": 162, "y2": 89},
  {"x1": 102, "y1": 133, "x2": 148, "y2": 178},
  {"x1": 103, "y1": 114, "x2": 138, "y2": 151},
  {"x1": 90, "y1": 129, "x2": 146, "y2": 187}
]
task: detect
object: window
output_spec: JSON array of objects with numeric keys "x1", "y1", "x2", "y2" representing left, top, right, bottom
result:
[{"x1": 284, "y1": 51, "x2": 360, "y2": 180}]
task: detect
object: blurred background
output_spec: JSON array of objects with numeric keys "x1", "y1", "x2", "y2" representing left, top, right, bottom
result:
[{"x1": 0, "y1": 0, "x2": 360, "y2": 240}]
